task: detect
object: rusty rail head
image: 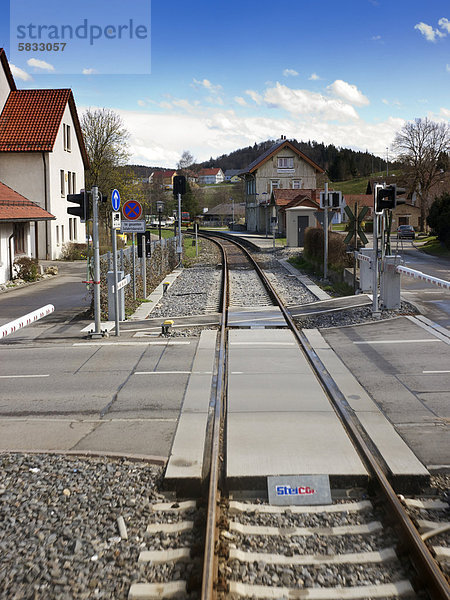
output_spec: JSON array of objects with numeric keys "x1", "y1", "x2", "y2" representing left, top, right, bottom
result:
[{"x1": 200, "y1": 236, "x2": 227, "y2": 600}]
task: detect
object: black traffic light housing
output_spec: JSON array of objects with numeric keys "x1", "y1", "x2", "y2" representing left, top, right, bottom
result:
[
  {"x1": 330, "y1": 191, "x2": 342, "y2": 209},
  {"x1": 376, "y1": 184, "x2": 397, "y2": 212},
  {"x1": 173, "y1": 175, "x2": 186, "y2": 197},
  {"x1": 67, "y1": 190, "x2": 89, "y2": 222}
]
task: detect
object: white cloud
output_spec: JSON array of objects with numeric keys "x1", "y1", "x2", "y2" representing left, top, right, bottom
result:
[
  {"x1": 27, "y1": 58, "x2": 54, "y2": 71},
  {"x1": 438, "y1": 17, "x2": 450, "y2": 33},
  {"x1": 414, "y1": 21, "x2": 446, "y2": 42},
  {"x1": 283, "y1": 68, "x2": 299, "y2": 77},
  {"x1": 234, "y1": 96, "x2": 248, "y2": 106},
  {"x1": 206, "y1": 95, "x2": 224, "y2": 105},
  {"x1": 264, "y1": 82, "x2": 360, "y2": 121},
  {"x1": 372, "y1": 35, "x2": 381, "y2": 41},
  {"x1": 447, "y1": 64, "x2": 450, "y2": 72},
  {"x1": 110, "y1": 104, "x2": 405, "y2": 168},
  {"x1": 82, "y1": 68, "x2": 98, "y2": 75},
  {"x1": 308, "y1": 73, "x2": 321, "y2": 81},
  {"x1": 191, "y1": 78, "x2": 222, "y2": 93},
  {"x1": 9, "y1": 64, "x2": 32, "y2": 81},
  {"x1": 137, "y1": 100, "x2": 146, "y2": 107},
  {"x1": 327, "y1": 79, "x2": 369, "y2": 106},
  {"x1": 245, "y1": 89, "x2": 263, "y2": 104}
]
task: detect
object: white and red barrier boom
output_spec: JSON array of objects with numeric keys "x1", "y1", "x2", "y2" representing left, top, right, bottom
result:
[{"x1": 0, "y1": 304, "x2": 55, "y2": 339}]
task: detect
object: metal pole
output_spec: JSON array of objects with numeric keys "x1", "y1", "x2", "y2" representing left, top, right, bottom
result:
[
  {"x1": 112, "y1": 226, "x2": 120, "y2": 336},
  {"x1": 177, "y1": 193, "x2": 183, "y2": 267},
  {"x1": 142, "y1": 254, "x2": 146, "y2": 298},
  {"x1": 92, "y1": 186, "x2": 101, "y2": 335},
  {"x1": 158, "y1": 212, "x2": 162, "y2": 241},
  {"x1": 195, "y1": 222, "x2": 198, "y2": 257},
  {"x1": 373, "y1": 212, "x2": 379, "y2": 313},
  {"x1": 132, "y1": 232, "x2": 136, "y2": 300},
  {"x1": 323, "y1": 182, "x2": 329, "y2": 280}
]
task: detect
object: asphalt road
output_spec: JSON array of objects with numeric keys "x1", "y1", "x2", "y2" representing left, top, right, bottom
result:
[
  {"x1": 0, "y1": 261, "x2": 91, "y2": 330},
  {"x1": 322, "y1": 316, "x2": 450, "y2": 471},
  {"x1": 0, "y1": 333, "x2": 199, "y2": 459},
  {"x1": 396, "y1": 241, "x2": 450, "y2": 329}
]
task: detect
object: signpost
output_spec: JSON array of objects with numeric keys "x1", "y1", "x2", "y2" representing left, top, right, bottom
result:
[{"x1": 111, "y1": 189, "x2": 121, "y2": 336}]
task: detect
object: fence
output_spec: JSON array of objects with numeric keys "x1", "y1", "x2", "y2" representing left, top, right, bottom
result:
[{"x1": 98, "y1": 237, "x2": 178, "y2": 319}]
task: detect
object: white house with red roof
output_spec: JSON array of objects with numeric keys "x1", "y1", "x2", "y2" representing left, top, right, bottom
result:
[
  {"x1": 0, "y1": 48, "x2": 88, "y2": 260},
  {"x1": 198, "y1": 167, "x2": 224, "y2": 185}
]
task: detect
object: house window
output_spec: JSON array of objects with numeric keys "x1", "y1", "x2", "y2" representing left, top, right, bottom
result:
[
  {"x1": 13, "y1": 223, "x2": 26, "y2": 254},
  {"x1": 60, "y1": 170, "x2": 65, "y2": 196},
  {"x1": 270, "y1": 180, "x2": 280, "y2": 192},
  {"x1": 73, "y1": 218, "x2": 77, "y2": 241},
  {"x1": 292, "y1": 180, "x2": 302, "y2": 189},
  {"x1": 56, "y1": 225, "x2": 60, "y2": 246},
  {"x1": 278, "y1": 157, "x2": 293, "y2": 169},
  {"x1": 72, "y1": 172, "x2": 76, "y2": 194},
  {"x1": 61, "y1": 225, "x2": 65, "y2": 243},
  {"x1": 68, "y1": 171, "x2": 72, "y2": 195},
  {"x1": 63, "y1": 124, "x2": 71, "y2": 151},
  {"x1": 69, "y1": 218, "x2": 73, "y2": 241}
]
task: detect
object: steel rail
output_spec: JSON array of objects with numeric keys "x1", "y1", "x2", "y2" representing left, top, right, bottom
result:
[
  {"x1": 200, "y1": 236, "x2": 228, "y2": 600},
  {"x1": 203, "y1": 231, "x2": 450, "y2": 600}
]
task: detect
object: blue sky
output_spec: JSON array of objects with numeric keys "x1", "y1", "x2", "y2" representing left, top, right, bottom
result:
[{"x1": 1, "y1": 0, "x2": 449, "y2": 167}]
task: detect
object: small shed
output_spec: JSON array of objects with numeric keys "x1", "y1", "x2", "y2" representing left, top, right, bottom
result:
[{"x1": 286, "y1": 206, "x2": 319, "y2": 247}]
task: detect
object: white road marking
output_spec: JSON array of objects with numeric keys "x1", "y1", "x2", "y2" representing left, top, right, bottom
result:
[
  {"x1": 230, "y1": 342, "x2": 295, "y2": 346},
  {"x1": 423, "y1": 370, "x2": 450, "y2": 374},
  {"x1": 0, "y1": 374, "x2": 50, "y2": 379},
  {"x1": 135, "y1": 371, "x2": 212, "y2": 375},
  {"x1": 73, "y1": 341, "x2": 191, "y2": 347},
  {"x1": 353, "y1": 339, "x2": 441, "y2": 345}
]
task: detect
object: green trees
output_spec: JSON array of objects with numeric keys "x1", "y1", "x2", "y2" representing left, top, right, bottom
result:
[{"x1": 427, "y1": 192, "x2": 450, "y2": 249}]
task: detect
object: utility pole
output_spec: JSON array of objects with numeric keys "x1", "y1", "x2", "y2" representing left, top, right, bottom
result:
[{"x1": 177, "y1": 192, "x2": 183, "y2": 266}]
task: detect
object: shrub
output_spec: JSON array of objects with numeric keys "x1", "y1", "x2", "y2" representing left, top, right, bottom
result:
[
  {"x1": 13, "y1": 256, "x2": 40, "y2": 282},
  {"x1": 427, "y1": 192, "x2": 450, "y2": 249},
  {"x1": 60, "y1": 242, "x2": 88, "y2": 261},
  {"x1": 304, "y1": 227, "x2": 352, "y2": 271}
]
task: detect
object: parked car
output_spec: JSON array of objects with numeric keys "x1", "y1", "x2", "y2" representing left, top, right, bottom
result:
[{"x1": 397, "y1": 225, "x2": 415, "y2": 239}]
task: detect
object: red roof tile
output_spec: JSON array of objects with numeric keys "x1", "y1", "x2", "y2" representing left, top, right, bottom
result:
[
  {"x1": 0, "y1": 88, "x2": 89, "y2": 167},
  {"x1": 273, "y1": 188, "x2": 320, "y2": 208},
  {"x1": 199, "y1": 168, "x2": 222, "y2": 176},
  {"x1": 0, "y1": 181, "x2": 55, "y2": 221}
]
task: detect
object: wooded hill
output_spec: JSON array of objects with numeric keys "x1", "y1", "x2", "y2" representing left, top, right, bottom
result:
[
  {"x1": 126, "y1": 139, "x2": 400, "y2": 183},
  {"x1": 199, "y1": 139, "x2": 400, "y2": 182}
]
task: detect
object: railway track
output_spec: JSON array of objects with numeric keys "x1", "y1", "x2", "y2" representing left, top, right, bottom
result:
[{"x1": 197, "y1": 232, "x2": 449, "y2": 599}]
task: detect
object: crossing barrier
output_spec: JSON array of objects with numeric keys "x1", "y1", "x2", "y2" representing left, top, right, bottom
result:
[{"x1": 0, "y1": 304, "x2": 54, "y2": 339}]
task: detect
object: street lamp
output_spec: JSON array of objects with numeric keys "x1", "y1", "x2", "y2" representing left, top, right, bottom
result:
[{"x1": 386, "y1": 147, "x2": 389, "y2": 178}]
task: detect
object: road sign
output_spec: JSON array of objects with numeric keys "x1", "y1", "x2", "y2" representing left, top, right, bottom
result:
[
  {"x1": 123, "y1": 200, "x2": 142, "y2": 221},
  {"x1": 112, "y1": 211, "x2": 121, "y2": 229},
  {"x1": 112, "y1": 274, "x2": 131, "y2": 293},
  {"x1": 121, "y1": 220, "x2": 146, "y2": 233},
  {"x1": 111, "y1": 189, "x2": 121, "y2": 211}
]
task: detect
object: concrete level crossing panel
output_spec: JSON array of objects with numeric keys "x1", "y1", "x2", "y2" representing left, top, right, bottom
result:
[{"x1": 226, "y1": 329, "x2": 367, "y2": 489}]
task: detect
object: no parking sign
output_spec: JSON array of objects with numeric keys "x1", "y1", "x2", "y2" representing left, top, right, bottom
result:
[{"x1": 122, "y1": 200, "x2": 142, "y2": 220}]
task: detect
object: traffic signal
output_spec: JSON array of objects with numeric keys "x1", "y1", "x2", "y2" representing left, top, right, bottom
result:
[
  {"x1": 67, "y1": 190, "x2": 89, "y2": 222},
  {"x1": 375, "y1": 184, "x2": 397, "y2": 213},
  {"x1": 173, "y1": 175, "x2": 186, "y2": 197},
  {"x1": 330, "y1": 191, "x2": 342, "y2": 209}
]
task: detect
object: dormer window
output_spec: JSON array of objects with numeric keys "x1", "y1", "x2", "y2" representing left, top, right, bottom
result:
[{"x1": 63, "y1": 123, "x2": 71, "y2": 152}]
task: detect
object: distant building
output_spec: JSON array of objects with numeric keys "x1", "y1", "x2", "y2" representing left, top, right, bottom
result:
[
  {"x1": 152, "y1": 169, "x2": 177, "y2": 189},
  {"x1": 198, "y1": 168, "x2": 224, "y2": 185},
  {"x1": 239, "y1": 138, "x2": 324, "y2": 233},
  {"x1": 224, "y1": 169, "x2": 241, "y2": 183},
  {"x1": 202, "y1": 201, "x2": 245, "y2": 226},
  {"x1": 0, "y1": 48, "x2": 89, "y2": 260}
]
